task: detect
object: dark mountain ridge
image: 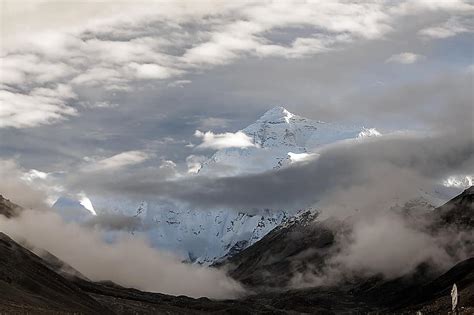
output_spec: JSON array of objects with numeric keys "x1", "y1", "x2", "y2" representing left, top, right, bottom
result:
[{"x1": 0, "y1": 195, "x2": 21, "y2": 218}]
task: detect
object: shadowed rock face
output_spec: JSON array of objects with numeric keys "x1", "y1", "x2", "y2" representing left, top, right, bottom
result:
[
  {"x1": 431, "y1": 186, "x2": 474, "y2": 229},
  {"x1": 0, "y1": 195, "x2": 21, "y2": 218},
  {"x1": 0, "y1": 232, "x2": 112, "y2": 314},
  {"x1": 222, "y1": 210, "x2": 340, "y2": 288}
]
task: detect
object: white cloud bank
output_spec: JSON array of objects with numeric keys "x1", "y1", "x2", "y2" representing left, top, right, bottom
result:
[
  {"x1": 0, "y1": 85, "x2": 77, "y2": 128},
  {"x1": 84, "y1": 150, "x2": 150, "y2": 172},
  {"x1": 0, "y1": 210, "x2": 244, "y2": 299},
  {"x1": 419, "y1": 16, "x2": 473, "y2": 39},
  {"x1": 194, "y1": 130, "x2": 257, "y2": 150}
]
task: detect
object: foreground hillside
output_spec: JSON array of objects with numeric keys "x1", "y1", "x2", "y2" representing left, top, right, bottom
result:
[
  {"x1": 0, "y1": 227, "x2": 472, "y2": 314},
  {"x1": 0, "y1": 232, "x2": 111, "y2": 314},
  {"x1": 0, "y1": 188, "x2": 472, "y2": 314}
]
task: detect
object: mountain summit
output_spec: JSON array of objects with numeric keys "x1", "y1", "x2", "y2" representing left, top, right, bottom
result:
[
  {"x1": 257, "y1": 106, "x2": 296, "y2": 123},
  {"x1": 200, "y1": 106, "x2": 378, "y2": 175}
]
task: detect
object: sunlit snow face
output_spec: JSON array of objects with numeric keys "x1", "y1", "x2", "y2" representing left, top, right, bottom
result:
[
  {"x1": 443, "y1": 175, "x2": 473, "y2": 189},
  {"x1": 78, "y1": 193, "x2": 97, "y2": 216},
  {"x1": 282, "y1": 108, "x2": 295, "y2": 123},
  {"x1": 287, "y1": 152, "x2": 311, "y2": 163}
]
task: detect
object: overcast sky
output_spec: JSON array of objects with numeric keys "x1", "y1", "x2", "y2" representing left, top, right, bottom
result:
[{"x1": 0, "y1": 0, "x2": 473, "y2": 206}]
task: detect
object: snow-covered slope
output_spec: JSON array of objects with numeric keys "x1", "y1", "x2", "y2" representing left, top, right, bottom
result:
[
  {"x1": 54, "y1": 106, "x2": 382, "y2": 264},
  {"x1": 53, "y1": 196, "x2": 96, "y2": 222},
  {"x1": 142, "y1": 205, "x2": 289, "y2": 264},
  {"x1": 75, "y1": 195, "x2": 289, "y2": 264}
]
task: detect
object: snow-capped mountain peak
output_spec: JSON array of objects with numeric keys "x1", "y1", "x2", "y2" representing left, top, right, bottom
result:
[
  {"x1": 257, "y1": 106, "x2": 296, "y2": 123},
  {"x1": 199, "y1": 106, "x2": 378, "y2": 176},
  {"x1": 357, "y1": 127, "x2": 382, "y2": 138},
  {"x1": 54, "y1": 107, "x2": 385, "y2": 265}
]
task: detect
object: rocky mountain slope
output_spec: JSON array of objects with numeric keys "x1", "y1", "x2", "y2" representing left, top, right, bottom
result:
[
  {"x1": 0, "y1": 232, "x2": 112, "y2": 314},
  {"x1": 219, "y1": 186, "x2": 474, "y2": 312},
  {"x1": 0, "y1": 195, "x2": 21, "y2": 218}
]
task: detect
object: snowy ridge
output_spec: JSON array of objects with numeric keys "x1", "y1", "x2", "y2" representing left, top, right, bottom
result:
[{"x1": 63, "y1": 195, "x2": 289, "y2": 265}]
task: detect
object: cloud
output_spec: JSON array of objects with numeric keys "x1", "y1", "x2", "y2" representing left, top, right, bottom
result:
[
  {"x1": 21, "y1": 169, "x2": 49, "y2": 181},
  {"x1": 70, "y1": 67, "x2": 126, "y2": 88},
  {"x1": 0, "y1": 160, "x2": 51, "y2": 210},
  {"x1": 197, "y1": 117, "x2": 231, "y2": 130},
  {"x1": 0, "y1": 54, "x2": 76, "y2": 85},
  {"x1": 159, "y1": 159, "x2": 177, "y2": 169},
  {"x1": 186, "y1": 155, "x2": 208, "y2": 174},
  {"x1": 65, "y1": 129, "x2": 473, "y2": 212},
  {"x1": 419, "y1": 16, "x2": 473, "y2": 39},
  {"x1": 1, "y1": 0, "x2": 472, "y2": 130},
  {"x1": 392, "y1": 0, "x2": 474, "y2": 15},
  {"x1": 290, "y1": 204, "x2": 463, "y2": 288},
  {"x1": 287, "y1": 160, "x2": 472, "y2": 287},
  {"x1": 256, "y1": 34, "x2": 350, "y2": 58},
  {"x1": 127, "y1": 62, "x2": 182, "y2": 80},
  {"x1": 340, "y1": 213, "x2": 452, "y2": 277},
  {"x1": 84, "y1": 150, "x2": 150, "y2": 172},
  {"x1": 157, "y1": 159, "x2": 179, "y2": 178},
  {"x1": 385, "y1": 52, "x2": 425, "y2": 64},
  {"x1": 0, "y1": 209, "x2": 244, "y2": 298},
  {"x1": 167, "y1": 79, "x2": 191, "y2": 88},
  {"x1": 345, "y1": 70, "x2": 474, "y2": 133},
  {"x1": 0, "y1": 84, "x2": 77, "y2": 128},
  {"x1": 180, "y1": 132, "x2": 472, "y2": 209},
  {"x1": 0, "y1": 158, "x2": 244, "y2": 298},
  {"x1": 194, "y1": 130, "x2": 257, "y2": 150},
  {"x1": 84, "y1": 213, "x2": 145, "y2": 231},
  {"x1": 58, "y1": 129, "x2": 473, "y2": 285}
]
